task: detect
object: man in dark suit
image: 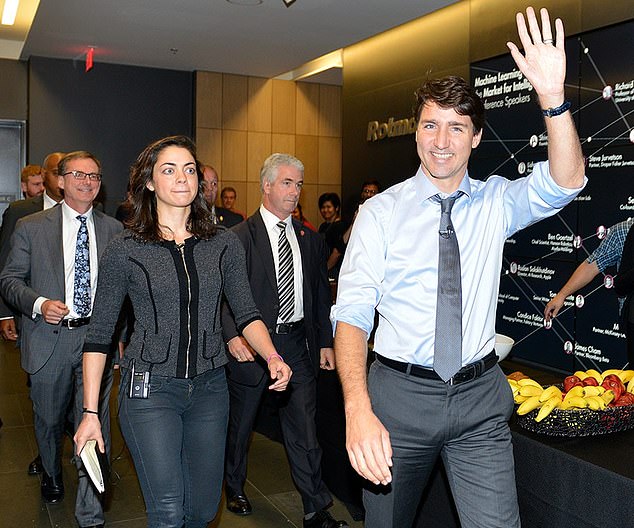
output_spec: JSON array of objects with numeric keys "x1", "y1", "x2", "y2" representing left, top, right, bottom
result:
[
  {"x1": 222, "y1": 153, "x2": 347, "y2": 528},
  {"x1": 0, "y1": 151, "x2": 122, "y2": 528},
  {"x1": 201, "y1": 165, "x2": 243, "y2": 228},
  {"x1": 0, "y1": 151, "x2": 65, "y2": 342}
]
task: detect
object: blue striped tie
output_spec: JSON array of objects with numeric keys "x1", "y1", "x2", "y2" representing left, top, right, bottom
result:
[{"x1": 277, "y1": 221, "x2": 294, "y2": 322}]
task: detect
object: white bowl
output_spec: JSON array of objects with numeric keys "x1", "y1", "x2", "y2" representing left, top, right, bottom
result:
[{"x1": 495, "y1": 334, "x2": 514, "y2": 362}]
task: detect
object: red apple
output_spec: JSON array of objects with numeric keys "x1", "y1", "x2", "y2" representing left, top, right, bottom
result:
[
  {"x1": 582, "y1": 377, "x2": 599, "y2": 387},
  {"x1": 563, "y1": 375, "x2": 581, "y2": 392}
]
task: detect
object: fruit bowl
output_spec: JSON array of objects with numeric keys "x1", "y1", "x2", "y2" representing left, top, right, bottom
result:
[
  {"x1": 516, "y1": 402, "x2": 634, "y2": 437},
  {"x1": 495, "y1": 334, "x2": 514, "y2": 362}
]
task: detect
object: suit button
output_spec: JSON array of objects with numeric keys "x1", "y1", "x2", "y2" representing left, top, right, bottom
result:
[{"x1": 53, "y1": 330, "x2": 58, "y2": 334}]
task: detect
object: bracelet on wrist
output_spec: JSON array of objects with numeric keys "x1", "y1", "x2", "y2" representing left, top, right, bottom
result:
[
  {"x1": 82, "y1": 408, "x2": 99, "y2": 415},
  {"x1": 266, "y1": 353, "x2": 283, "y2": 365},
  {"x1": 542, "y1": 100, "x2": 571, "y2": 118}
]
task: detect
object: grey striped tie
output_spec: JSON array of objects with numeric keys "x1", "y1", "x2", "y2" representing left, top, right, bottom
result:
[
  {"x1": 277, "y1": 221, "x2": 294, "y2": 322},
  {"x1": 433, "y1": 195, "x2": 462, "y2": 382}
]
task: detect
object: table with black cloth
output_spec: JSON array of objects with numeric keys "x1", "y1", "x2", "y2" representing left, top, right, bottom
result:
[{"x1": 315, "y1": 360, "x2": 634, "y2": 527}]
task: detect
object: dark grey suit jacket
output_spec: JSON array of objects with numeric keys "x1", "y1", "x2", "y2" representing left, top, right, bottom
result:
[
  {"x1": 222, "y1": 210, "x2": 332, "y2": 385},
  {"x1": 0, "y1": 206, "x2": 122, "y2": 373},
  {"x1": 0, "y1": 195, "x2": 45, "y2": 319}
]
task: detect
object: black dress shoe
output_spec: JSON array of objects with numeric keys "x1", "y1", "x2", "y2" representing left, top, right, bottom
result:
[
  {"x1": 227, "y1": 494, "x2": 252, "y2": 515},
  {"x1": 303, "y1": 509, "x2": 349, "y2": 528},
  {"x1": 41, "y1": 472, "x2": 64, "y2": 503},
  {"x1": 81, "y1": 525, "x2": 104, "y2": 528},
  {"x1": 28, "y1": 455, "x2": 43, "y2": 476}
]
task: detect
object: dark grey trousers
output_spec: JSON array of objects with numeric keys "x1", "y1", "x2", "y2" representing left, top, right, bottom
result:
[{"x1": 363, "y1": 360, "x2": 520, "y2": 528}]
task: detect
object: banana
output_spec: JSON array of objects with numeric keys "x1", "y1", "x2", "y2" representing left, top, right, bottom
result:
[
  {"x1": 573, "y1": 370, "x2": 588, "y2": 380},
  {"x1": 601, "y1": 369, "x2": 622, "y2": 378},
  {"x1": 535, "y1": 396, "x2": 560, "y2": 422},
  {"x1": 602, "y1": 390, "x2": 615, "y2": 405},
  {"x1": 582, "y1": 386, "x2": 603, "y2": 397},
  {"x1": 566, "y1": 396, "x2": 589, "y2": 409},
  {"x1": 539, "y1": 385, "x2": 563, "y2": 402},
  {"x1": 585, "y1": 368, "x2": 602, "y2": 378},
  {"x1": 619, "y1": 370, "x2": 634, "y2": 383},
  {"x1": 514, "y1": 394, "x2": 529, "y2": 404},
  {"x1": 628, "y1": 377, "x2": 634, "y2": 394},
  {"x1": 517, "y1": 396, "x2": 542, "y2": 415},
  {"x1": 517, "y1": 378, "x2": 543, "y2": 389},
  {"x1": 519, "y1": 385, "x2": 543, "y2": 398},
  {"x1": 557, "y1": 399, "x2": 574, "y2": 410},
  {"x1": 586, "y1": 395, "x2": 606, "y2": 411},
  {"x1": 563, "y1": 385, "x2": 585, "y2": 400}
]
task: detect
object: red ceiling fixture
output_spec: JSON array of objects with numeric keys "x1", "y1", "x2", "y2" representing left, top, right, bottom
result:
[{"x1": 85, "y1": 47, "x2": 94, "y2": 72}]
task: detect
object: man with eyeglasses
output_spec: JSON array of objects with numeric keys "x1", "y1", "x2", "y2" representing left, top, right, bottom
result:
[{"x1": 0, "y1": 151, "x2": 121, "y2": 528}]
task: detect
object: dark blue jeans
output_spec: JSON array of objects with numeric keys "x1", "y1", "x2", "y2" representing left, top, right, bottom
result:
[{"x1": 119, "y1": 366, "x2": 229, "y2": 528}]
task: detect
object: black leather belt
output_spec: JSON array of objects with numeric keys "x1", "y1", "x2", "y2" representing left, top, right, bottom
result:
[
  {"x1": 60, "y1": 317, "x2": 91, "y2": 329},
  {"x1": 375, "y1": 350, "x2": 498, "y2": 385},
  {"x1": 275, "y1": 319, "x2": 304, "y2": 335}
]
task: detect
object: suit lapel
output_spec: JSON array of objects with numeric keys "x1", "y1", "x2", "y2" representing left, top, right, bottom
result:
[
  {"x1": 251, "y1": 212, "x2": 278, "y2": 293},
  {"x1": 93, "y1": 210, "x2": 109, "y2": 259}
]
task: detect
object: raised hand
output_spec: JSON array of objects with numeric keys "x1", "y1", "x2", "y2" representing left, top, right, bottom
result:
[{"x1": 507, "y1": 7, "x2": 566, "y2": 106}]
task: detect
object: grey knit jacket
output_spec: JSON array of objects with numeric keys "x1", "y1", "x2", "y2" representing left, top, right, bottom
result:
[{"x1": 84, "y1": 229, "x2": 261, "y2": 378}]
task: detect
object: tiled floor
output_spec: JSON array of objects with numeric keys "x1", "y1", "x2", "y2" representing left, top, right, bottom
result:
[{"x1": 0, "y1": 340, "x2": 362, "y2": 528}]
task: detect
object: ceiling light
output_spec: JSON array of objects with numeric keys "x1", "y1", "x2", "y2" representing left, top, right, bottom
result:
[
  {"x1": 2, "y1": 0, "x2": 20, "y2": 25},
  {"x1": 282, "y1": 0, "x2": 296, "y2": 6}
]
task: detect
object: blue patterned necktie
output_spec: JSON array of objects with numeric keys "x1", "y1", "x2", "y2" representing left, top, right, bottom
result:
[
  {"x1": 277, "y1": 221, "x2": 295, "y2": 322},
  {"x1": 73, "y1": 215, "x2": 91, "y2": 317},
  {"x1": 433, "y1": 195, "x2": 462, "y2": 382}
]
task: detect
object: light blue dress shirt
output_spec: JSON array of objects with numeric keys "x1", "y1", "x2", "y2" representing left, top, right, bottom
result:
[{"x1": 331, "y1": 161, "x2": 585, "y2": 368}]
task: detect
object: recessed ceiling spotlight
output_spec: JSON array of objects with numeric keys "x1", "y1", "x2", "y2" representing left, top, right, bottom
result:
[
  {"x1": 282, "y1": 0, "x2": 297, "y2": 6},
  {"x1": 226, "y1": 0, "x2": 263, "y2": 5}
]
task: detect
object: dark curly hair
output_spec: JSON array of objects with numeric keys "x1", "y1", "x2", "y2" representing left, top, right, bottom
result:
[
  {"x1": 413, "y1": 75, "x2": 485, "y2": 134},
  {"x1": 126, "y1": 135, "x2": 216, "y2": 242}
]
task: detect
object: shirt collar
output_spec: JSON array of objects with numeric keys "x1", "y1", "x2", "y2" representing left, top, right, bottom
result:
[
  {"x1": 414, "y1": 165, "x2": 472, "y2": 203},
  {"x1": 259, "y1": 204, "x2": 291, "y2": 232},
  {"x1": 62, "y1": 201, "x2": 93, "y2": 223}
]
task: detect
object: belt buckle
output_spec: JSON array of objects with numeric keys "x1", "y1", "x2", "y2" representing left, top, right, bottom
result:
[
  {"x1": 450, "y1": 364, "x2": 477, "y2": 385},
  {"x1": 276, "y1": 323, "x2": 290, "y2": 335}
]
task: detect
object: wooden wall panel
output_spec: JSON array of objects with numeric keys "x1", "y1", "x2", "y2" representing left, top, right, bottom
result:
[
  {"x1": 272, "y1": 133, "x2": 296, "y2": 155},
  {"x1": 247, "y1": 77, "x2": 272, "y2": 132},
  {"x1": 196, "y1": 128, "x2": 222, "y2": 171},
  {"x1": 222, "y1": 74, "x2": 248, "y2": 131},
  {"x1": 319, "y1": 84, "x2": 341, "y2": 137},
  {"x1": 247, "y1": 132, "x2": 271, "y2": 183},
  {"x1": 222, "y1": 129, "x2": 247, "y2": 181},
  {"x1": 296, "y1": 82, "x2": 320, "y2": 136},
  {"x1": 318, "y1": 137, "x2": 342, "y2": 185},
  {"x1": 299, "y1": 184, "x2": 322, "y2": 230},
  {"x1": 220, "y1": 181, "x2": 248, "y2": 218},
  {"x1": 272, "y1": 80, "x2": 296, "y2": 134},
  {"x1": 196, "y1": 72, "x2": 222, "y2": 129},
  {"x1": 296, "y1": 135, "x2": 319, "y2": 185},
  {"x1": 245, "y1": 181, "x2": 263, "y2": 216}
]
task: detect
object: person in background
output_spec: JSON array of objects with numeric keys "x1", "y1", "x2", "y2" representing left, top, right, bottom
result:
[
  {"x1": 318, "y1": 192, "x2": 348, "y2": 280},
  {"x1": 359, "y1": 179, "x2": 380, "y2": 204},
  {"x1": 0, "y1": 151, "x2": 122, "y2": 527},
  {"x1": 201, "y1": 165, "x2": 243, "y2": 227},
  {"x1": 0, "y1": 151, "x2": 66, "y2": 478},
  {"x1": 292, "y1": 203, "x2": 317, "y2": 232},
  {"x1": 223, "y1": 153, "x2": 347, "y2": 528},
  {"x1": 612, "y1": 222, "x2": 634, "y2": 365},
  {"x1": 544, "y1": 218, "x2": 634, "y2": 325},
  {"x1": 20, "y1": 165, "x2": 45, "y2": 199},
  {"x1": 74, "y1": 136, "x2": 290, "y2": 528},
  {"x1": 221, "y1": 186, "x2": 246, "y2": 219},
  {"x1": 332, "y1": 7, "x2": 585, "y2": 527}
]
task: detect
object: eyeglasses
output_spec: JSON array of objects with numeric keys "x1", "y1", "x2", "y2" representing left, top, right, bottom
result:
[{"x1": 62, "y1": 170, "x2": 102, "y2": 182}]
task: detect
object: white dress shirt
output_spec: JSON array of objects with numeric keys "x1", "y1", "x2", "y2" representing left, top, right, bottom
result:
[
  {"x1": 259, "y1": 205, "x2": 304, "y2": 323},
  {"x1": 331, "y1": 161, "x2": 586, "y2": 367},
  {"x1": 33, "y1": 203, "x2": 98, "y2": 318}
]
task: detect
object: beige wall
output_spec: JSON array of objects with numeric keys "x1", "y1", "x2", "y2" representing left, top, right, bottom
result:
[{"x1": 195, "y1": 73, "x2": 341, "y2": 228}]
